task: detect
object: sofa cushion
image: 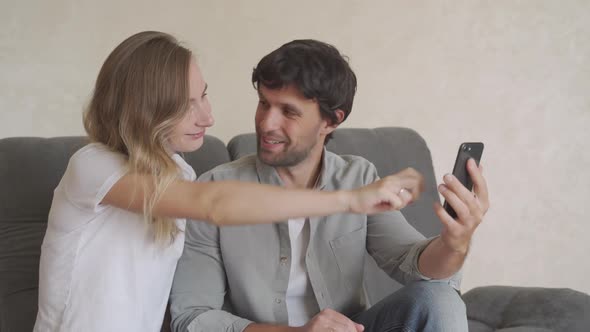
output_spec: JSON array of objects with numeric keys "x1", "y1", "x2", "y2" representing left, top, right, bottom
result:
[
  {"x1": 463, "y1": 286, "x2": 590, "y2": 332},
  {"x1": 0, "y1": 137, "x2": 88, "y2": 332},
  {"x1": 0, "y1": 137, "x2": 88, "y2": 224}
]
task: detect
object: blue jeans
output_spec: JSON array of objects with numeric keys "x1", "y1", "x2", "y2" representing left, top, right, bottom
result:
[{"x1": 351, "y1": 281, "x2": 467, "y2": 332}]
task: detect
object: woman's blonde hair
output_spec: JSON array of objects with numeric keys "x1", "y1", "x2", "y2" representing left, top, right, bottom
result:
[{"x1": 83, "y1": 31, "x2": 192, "y2": 244}]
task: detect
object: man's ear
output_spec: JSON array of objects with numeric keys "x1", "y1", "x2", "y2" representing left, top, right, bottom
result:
[{"x1": 321, "y1": 109, "x2": 345, "y2": 135}]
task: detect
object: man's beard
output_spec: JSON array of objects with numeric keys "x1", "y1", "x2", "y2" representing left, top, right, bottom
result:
[{"x1": 256, "y1": 137, "x2": 314, "y2": 167}]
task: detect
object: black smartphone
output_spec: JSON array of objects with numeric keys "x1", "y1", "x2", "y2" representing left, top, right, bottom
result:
[{"x1": 443, "y1": 142, "x2": 484, "y2": 219}]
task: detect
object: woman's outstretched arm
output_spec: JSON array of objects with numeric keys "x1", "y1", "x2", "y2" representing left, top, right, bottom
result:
[{"x1": 102, "y1": 168, "x2": 423, "y2": 226}]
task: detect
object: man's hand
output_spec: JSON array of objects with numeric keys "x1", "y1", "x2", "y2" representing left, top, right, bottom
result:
[
  {"x1": 349, "y1": 167, "x2": 424, "y2": 214},
  {"x1": 435, "y1": 158, "x2": 490, "y2": 253},
  {"x1": 298, "y1": 309, "x2": 364, "y2": 332}
]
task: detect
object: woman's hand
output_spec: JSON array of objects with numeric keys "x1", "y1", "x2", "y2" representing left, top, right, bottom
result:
[{"x1": 348, "y1": 167, "x2": 424, "y2": 214}]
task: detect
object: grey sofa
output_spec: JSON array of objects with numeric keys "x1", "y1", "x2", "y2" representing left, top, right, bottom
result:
[{"x1": 1, "y1": 127, "x2": 588, "y2": 332}]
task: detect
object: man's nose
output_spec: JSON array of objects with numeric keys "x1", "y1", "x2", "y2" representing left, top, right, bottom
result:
[{"x1": 258, "y1": 109, "x2": 280, "y2": 132}]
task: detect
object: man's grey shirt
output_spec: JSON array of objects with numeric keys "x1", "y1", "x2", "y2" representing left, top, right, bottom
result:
[{"x1": 170, "y1": 150, "x2": 461, "y2": 332}]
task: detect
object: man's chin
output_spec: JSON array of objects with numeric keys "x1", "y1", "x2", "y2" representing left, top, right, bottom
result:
[
  {"x1": 256, "y1": 150, "x2": 287, "y2": 167},
  {"x1": 257, "y1": 150, "x2": 278, "y2": 164}
]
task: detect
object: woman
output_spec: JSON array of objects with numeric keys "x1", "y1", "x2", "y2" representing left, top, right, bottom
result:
[{"x1": 33, "y1": 31, "x2": 421, "y2": 331}]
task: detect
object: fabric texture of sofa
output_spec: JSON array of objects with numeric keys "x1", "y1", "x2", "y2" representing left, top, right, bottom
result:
[{"x1": 1, "y1": 127, "x2": 588, "y2": 331}]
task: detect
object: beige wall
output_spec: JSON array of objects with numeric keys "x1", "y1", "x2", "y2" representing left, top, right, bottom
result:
[{"x1": 2, "y1": 0, "x2": 589, "y2": 294}]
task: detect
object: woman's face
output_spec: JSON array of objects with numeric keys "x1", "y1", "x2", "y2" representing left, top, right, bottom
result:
[{"x1": 168, "y1": 59, "x2": 214, "y2": 153}]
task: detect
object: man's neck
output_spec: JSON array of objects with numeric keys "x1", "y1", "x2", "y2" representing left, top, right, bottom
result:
[{"x1": 276, "y1": 147, "x2": 323, "y2": 190}]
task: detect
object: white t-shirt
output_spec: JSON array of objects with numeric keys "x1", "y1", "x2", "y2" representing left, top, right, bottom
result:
[
  {"x1": 286, "y1": 218, "x2": 319, "y2": 326},
  {"x1": 33, "y1": 143, "x2": 196, "y2": 332}
]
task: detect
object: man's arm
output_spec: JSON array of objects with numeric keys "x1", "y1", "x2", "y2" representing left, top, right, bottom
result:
[
  {"x1": 365, "y1": 208, "x2": 437, "y2": 285},
  {"x1": 169, "y1": 172, "x2": 254, "y2": 332},
  {"x1": 169, "y1": 219, "x2": 253, "y2": 332},
  {"x1": 418, "y1": 158, "x2": 489, "y2": 279},
  {"x1": 244, "y1": 324, "x2": 295, "y2": 332},
  {"x1": 362, "y1": 162, "x2": 461, "y2": 287}
]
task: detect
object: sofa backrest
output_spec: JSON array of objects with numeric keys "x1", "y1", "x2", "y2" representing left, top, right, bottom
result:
[{"x1": 0, "y1": 136, "x2": 229, "y2": 332}]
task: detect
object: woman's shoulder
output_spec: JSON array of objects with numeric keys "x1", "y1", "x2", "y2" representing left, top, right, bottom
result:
[
  {"x1": 70, "y1": 143, "x2": 126, "y2": 166},
  {"x1": 58, "y1": 143, "x2": 129, "y2": 211},
  {"x1": 65, "y1": 143, "x2": 128, "y2": 181},
  {"x1": 72, "y1": 142, "x2": 121, "y2": 158}
]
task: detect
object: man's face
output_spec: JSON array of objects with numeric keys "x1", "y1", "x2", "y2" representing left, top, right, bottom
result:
[{"x1": 255, "y1": 84, "x2": 328, "y2": 167}]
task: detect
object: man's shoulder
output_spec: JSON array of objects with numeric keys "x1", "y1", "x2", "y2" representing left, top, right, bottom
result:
[
  {"x1": 323, "y1": 151, "x2": 378, "y2": 186},
  {"x1": 325, "y1": 150, "x2": 376, "y2": 172},
  {"x1": 198, "y1": 154, "x2": 258, "y2": 180}
]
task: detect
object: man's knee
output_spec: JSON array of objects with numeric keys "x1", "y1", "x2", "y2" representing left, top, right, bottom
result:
[
  {"x1": 384, "y1": 281, "x2": 466, "y2": 331},
  {"x1": 399, "y1": 281, "x2": 466, "y2": 315},
  {"x1": 355, "y1": 282, "x2": 467, "y2": 331}
]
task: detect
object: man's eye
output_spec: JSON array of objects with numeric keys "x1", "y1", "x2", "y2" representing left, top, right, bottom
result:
[{"x1": 283, "y1": 108, "x2": 297, "y2": 117}]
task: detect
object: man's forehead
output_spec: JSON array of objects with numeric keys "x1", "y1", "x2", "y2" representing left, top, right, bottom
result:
[{"x1": 258, "y1": 84, "x2": 313, "y2": 102}]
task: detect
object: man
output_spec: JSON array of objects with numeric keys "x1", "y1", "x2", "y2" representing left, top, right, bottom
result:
[{"x1": 171, "y1": 39, "x2": 489, "y2": 332}]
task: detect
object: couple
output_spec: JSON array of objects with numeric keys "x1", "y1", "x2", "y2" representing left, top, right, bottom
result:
[{"x1": 34, "y1": 31, "x2": 489, "y2": 332}]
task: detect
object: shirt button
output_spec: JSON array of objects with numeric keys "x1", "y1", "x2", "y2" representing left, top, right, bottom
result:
[
  {"x1": 280, "y1": 256, "x2": 288, "y2": 265},
  {"x1": 275, "y1": 298, "x2": 282, "y2": 304}
]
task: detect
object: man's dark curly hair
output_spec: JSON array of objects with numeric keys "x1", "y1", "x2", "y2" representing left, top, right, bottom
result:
[{"x1": 252, "y1": 39, "x2": 357, "y2": 143}]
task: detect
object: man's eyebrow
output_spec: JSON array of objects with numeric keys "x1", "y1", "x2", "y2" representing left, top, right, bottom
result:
[{"x1": 283, "y1": 103, "x2": 302, "y2": 114}]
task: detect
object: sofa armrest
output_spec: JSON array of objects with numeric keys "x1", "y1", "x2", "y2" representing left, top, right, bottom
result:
[{"x1": 463, "y1": 286, "x2": 590, "y2": 332}]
